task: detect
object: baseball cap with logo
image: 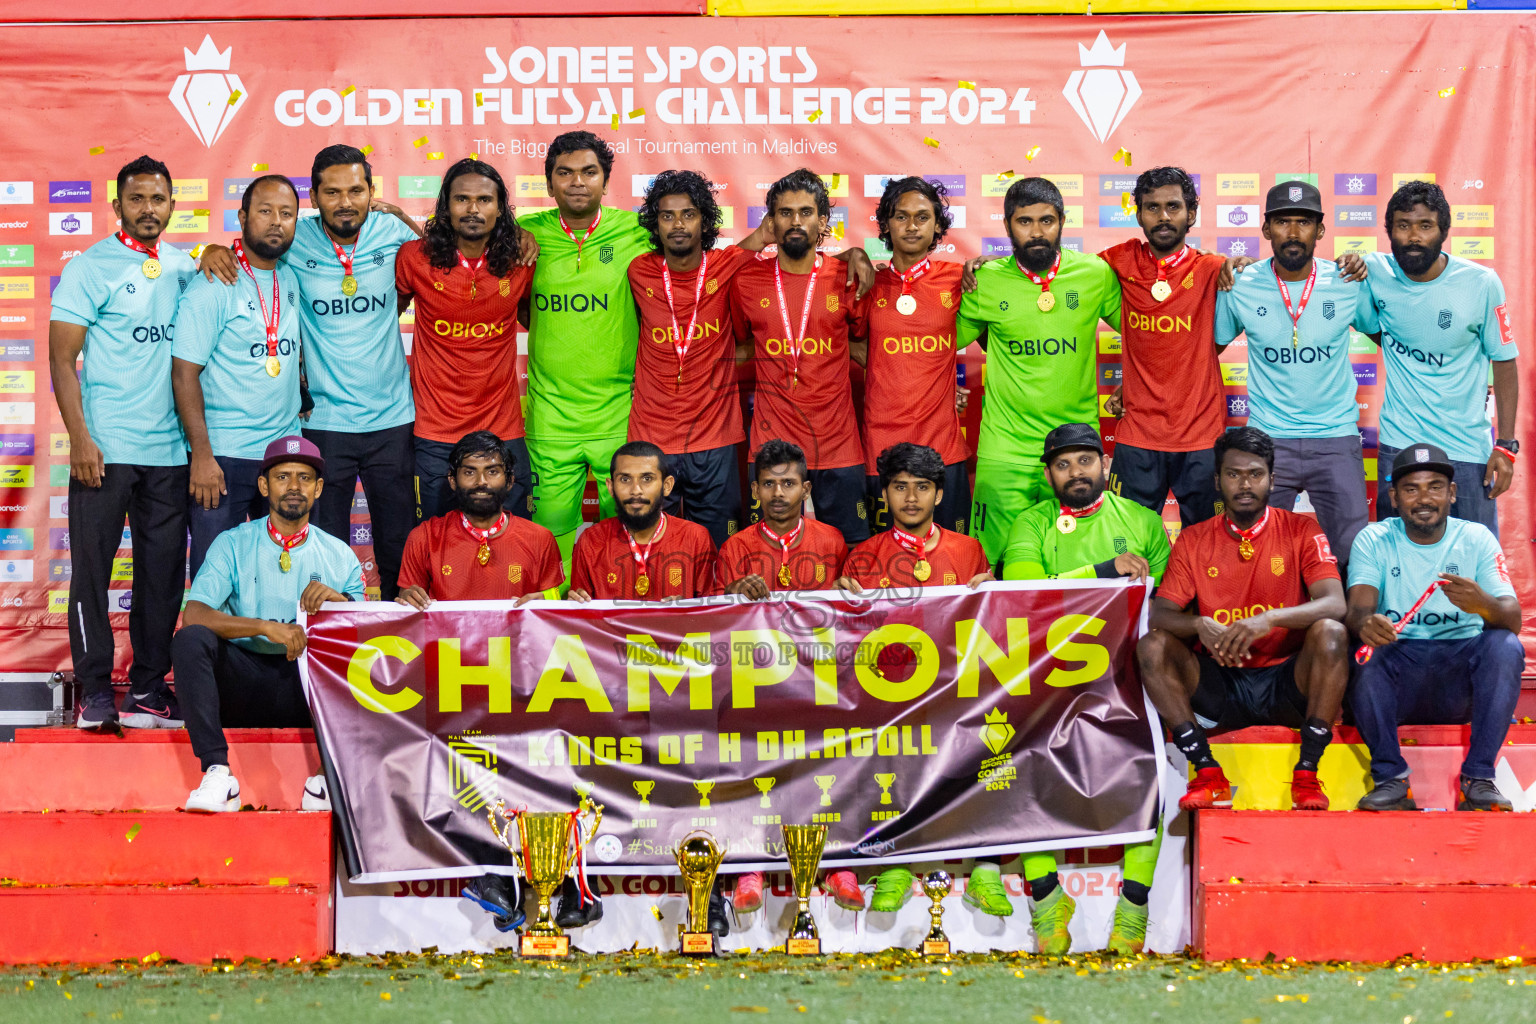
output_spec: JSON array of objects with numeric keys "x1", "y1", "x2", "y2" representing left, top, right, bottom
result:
[
  {"x1": 1040, "y1": 422, "x2": 1105, "y2": 463},
  {"x1": 260, "y1": 435, "x2": 325, "y2": 476},
  {"x1": 1265, "y1": 179, "x2": 1324, "y2": 218},
  {"x1": 1389, "y1": 442, "x2": 1455, "y2": 484}
]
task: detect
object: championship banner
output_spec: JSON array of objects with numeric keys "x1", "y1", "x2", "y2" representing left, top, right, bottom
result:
[{"x1": 300, "y1": 581, "x2": 1158, "y2": 883}]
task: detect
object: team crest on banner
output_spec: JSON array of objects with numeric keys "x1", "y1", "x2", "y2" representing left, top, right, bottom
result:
[
  {"x1": 447, "y1": 739, "x2": 498, "y2": 812},
  {"x1": 826, "y1": 293, "x2": 839, "y2": 312},
  {"x1": 1271, "y1": 556, "x2": 1285, "y2": 576}
]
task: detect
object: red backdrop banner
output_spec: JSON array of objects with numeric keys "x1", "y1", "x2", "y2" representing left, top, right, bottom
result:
[{"x1": 0, "y1": 13, "x2": 1530, "y2": 673}]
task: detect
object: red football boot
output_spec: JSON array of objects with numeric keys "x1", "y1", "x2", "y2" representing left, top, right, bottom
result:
[
  {"x1": 1290, "y1": 769, "x2": 1329, "y2": 811},
  {"x1": 1179, "y1": 765, "x2": 1233, "y2": 811}
]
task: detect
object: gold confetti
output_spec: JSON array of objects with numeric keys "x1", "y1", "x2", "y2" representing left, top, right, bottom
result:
[
  {"x1": 412, "y1": 136, "x2": 429, "y2": 148},
  {"x1": 474, "y1": 92, "x2": 484, "y2": 107},
  {"x1": 831, "y1": 174, "x2": 840, "y2": 188},
  {"x1": 808, "y1": 110, "x2": 823, "y2": 123},
  {"x1": 189, "y1": 244, "x2": 206, "y2": 260},
  {"x1": 269, "y1": 877, "x2": 289, "y2": 885},
  {"x1": 417, "y1": 99, "x2": 434, "y2": 109},
  {"x1": 611, "y1": 114, "x2": 621, "y2": 130},
  {"x1": 224, "y1": 857, "x2": 233, "y2": 865},
  {"x1": 627, "y1": 108, "x2": 645, "y2": 119},
  {"x1": 194, "y1": 209, "x2": 209, "y2": 216},
  {"x1": 1026, "y1": 146, "x2": 1042, "y2": 162},
  {"x1": 427, "y1": 152, "x2": 444, "y2": 160},
  {"x1": 1121, "y1": 191, "x2": 1136, "y2": 216},
  {"x1": 141, "y1": 951, "x2": 161, "y2": 964},
  {"x1": 997, "y1": 170, "x2": 1015, "y2": 180},
  {"x1": 226, "y1": 90, "x2": 242, "y2": 106},
  {"x1": 380, "y1": 992, "x2": 392, "y2": 1001},
  {"x1": 833, "y1": 221, "x2": 845, "y2": 240},
  {"x1": 469, "y1": 154, "x2": 478, "y2": 160},
  {"x1": 1438, "y1": 86, "x2": 1456, "y2": 98},
  {"x1": 125, "y1": 823, "x2": 141, "y2": 842},
  {"x1": 88, "y1": 146, "x2": 105, "y2": 155},
  {"x1": 360, "y1": 145, "x2": 374, "y2": 156},
  {"x1": 958, "y1": 80, "x2": 976, "y2": 91},
  {"x1": 923, "y1": 137, "x2": 940, "y2": 148},
  {"x1": 1121, "y1": 149, "x2": 1133, "y2": 167},
  {"x1": 650, "y1": 905, "x2": 662, "y2": 920},
  {"x1": 340, "y1": 85, "x2": 355, "y2": 97},
  {"x1": 251, "y1": 163, "x2": 269, "y2": 172}
]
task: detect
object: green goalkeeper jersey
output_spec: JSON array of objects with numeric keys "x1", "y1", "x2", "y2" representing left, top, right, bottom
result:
[{"x1": 1002, "y1": 490, "x2": 1170, "y2": 582}]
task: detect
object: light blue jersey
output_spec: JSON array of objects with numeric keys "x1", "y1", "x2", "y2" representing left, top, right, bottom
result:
[
  {"x1": 285, "y1": 213, "x2": 415, "y2": 433},
  {"x1": 188, "y1": 516, "x2": 364, "y2": 653},
  {"x1": 1348, "y1": 516, "x2": 1514, "y2": 641},
  {"x1": 50, "y1": 234, "x2": 198, "y2": 465},
  {"x1": 172, "y1": 260, "x2": 303, "y2": 459},
  {"x1": 1217, "y1": 257, "x2": 1377, "y2": 438},
  {"x1": 1362, "y1": 251, "x2": 1517, "y2": 462}
]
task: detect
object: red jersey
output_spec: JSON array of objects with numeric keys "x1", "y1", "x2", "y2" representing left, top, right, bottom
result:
[
  {"x1": 398, "y1": 512, "x2": 564, "y2": 600},
  {"x1": 628, "y1": 246, "x2": 758, "y2": 453},
  {"x1": 569, "y1": 514, "x2": 719, "y2": 601},
  {"x1": 1098, "y1": 239, "x2": 1225, "y2": 452},
  {"x1": 396, "y1": 239, "x2": 533, "y2": 442},
  {"x1": 842, "y1": 526, "x2": 990, "y2": 589},
  {"x1": 1159, "y1": 507, "x2": 1341, "y2": 667},
  {"x1": 717, "y1": 517, "x2": 848, "y2": 592},
  {"x1": 731, "y1": 257, "x2": 865, "y2": 470},
  {"x1": 860, "y1": 260, "x2": 968, "y2": 473}
]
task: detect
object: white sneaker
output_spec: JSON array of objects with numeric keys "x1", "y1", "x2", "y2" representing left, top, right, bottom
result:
[
  {"x1": 301, "y1": 774, "x2": 331, "y2": 811},
  {"x1": 185, "y1": 765, "x2": 240, "y2": 813}
]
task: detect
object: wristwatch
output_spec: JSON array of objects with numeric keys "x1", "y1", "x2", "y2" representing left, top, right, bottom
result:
[{"x1": 1496, "y1": 438, "x2": 1520, "y2": 455}]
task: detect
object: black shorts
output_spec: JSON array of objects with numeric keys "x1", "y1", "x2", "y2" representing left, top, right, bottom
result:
[
  {"x1": 865, "y1": 460, "x2": 972, "y2": 535},
  {"x1": 1190, "y1": 652, "x2": 1306, "y2": 732},
  {"x1": 661, "y1": 443, "x2": 744, "y2": 548},
  {"x1": 1108, "y1": 443, "x2": 1220, "y2": 528}
]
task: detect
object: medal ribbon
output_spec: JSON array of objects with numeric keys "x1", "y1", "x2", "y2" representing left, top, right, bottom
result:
[
  {"x1": 116, "y1": 230, "x2": 160, "y2": 261},
  {"x1": 1153, "y1": 244, "x2": 1192, "y2": 286},
  {"x1": 232, "y1": 239, "x2": 280, "y2": 354},
  {"x1": 661, "y1": 251, "x2": 709, "y2": 384},
  {"x1": 758, "y1": 518, "x2": 803, "y2": 579},
  {"x1": 896, "y1": 257, "x2": 931, "y2": 299},
  {"x1": 1225, "y1": 505, "x2": 1272, "y2": 551},
  {"x1": 1273, "y1": 258, "x2": 1318, "y2": 346},
  {"x1": 457, "y1": 250, "x2": 486, "y2": 300},
  {"x1": 890, "y1": 522, "x2": 938, "y2": 561},
  {"x1": 1015, "y1": 251, "x2": 1061, "y2": 295},
  {"x1": 773, "y1": 255, "x2": 823, "y2": 385},
  {"x1": 624, "y1": 512, "x2": 668, "y2": 586},
  {"x1": 1058, "y1": 493, "x2": 1106, "y2": 520},
  {"x1": 459, "y1": 510, "x2": 506, "y2": 549},
  {"x1": 266, "y1": 518, "x2": 309, "y2": 558},
  {"x1": 558, "y1": 207, "x2": 603, "y2": 267},
  {"x1": 329, "y1": 235, "x2": 356, "y2": 279}
]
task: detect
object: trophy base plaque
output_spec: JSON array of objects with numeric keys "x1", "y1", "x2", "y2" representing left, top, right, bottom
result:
[
  {"x1": 520, "y1": 934, "x2": 571, "y2": 959},
  {"x1": 679, "y1": 931, "x2": 716, "y2": 957},
  {"x1": 921, "y1": 939, "x2": 951, "y2": 957},
  {"x1": 785, "y1": 938, "x2": 822, "y2": 956}
]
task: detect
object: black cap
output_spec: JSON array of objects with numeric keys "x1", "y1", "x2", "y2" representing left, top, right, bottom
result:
[
  {"x1": 1389, "y1": 442, "x2": 1456, "y2": 484},
  {"x1": 1265, "y1": 179, "x2": 1324, "y2": 217},
  {"x1": 1040, "y1": 422, "x2": 1104, "y2": 464}
]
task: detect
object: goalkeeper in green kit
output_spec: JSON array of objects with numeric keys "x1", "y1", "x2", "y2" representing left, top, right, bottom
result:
[{"x1": 982, "y1": 422, "x2": 1170, "y2": 954}]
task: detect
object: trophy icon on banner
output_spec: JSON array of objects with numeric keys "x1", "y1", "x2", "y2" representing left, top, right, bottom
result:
[
  {"x1": 674, "y1": 830, "x2": 725, "y2": 957},
  {"x1": 814, "y1": 774, "x2": 836, "y2": 807},
  {"x1": 875, "y1": 773, "x2": 896, "y2": 805},
  {"x1": 781, "y1": 823, "x2": 828, "y2": 955},
  {"x1": 754, "y1": 777, "x2": 776, "y2": 808},
  {"x1": 921, "y1": 870, "x2": 953, "y2": 957},
  {"x1": 486, "y1": 796, "x2": 604, "y2": 959},
  {"x1": 694, "y1": 779, "x2": 715, "y2": 809},
  {"x1": 634, "y1": 780, "x2": 656, "y2": 808}
]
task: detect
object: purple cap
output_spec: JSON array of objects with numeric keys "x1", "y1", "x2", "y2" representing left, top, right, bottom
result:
[{"x1": 260, "y1": 435, "x2": 325, "y2": 476}]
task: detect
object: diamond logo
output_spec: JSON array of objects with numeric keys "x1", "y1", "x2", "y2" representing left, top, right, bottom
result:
[
  {"x1": 168, "y1": 36, "x2": 248, "y2": 147},
  {"x1": 978, "y1": 708, "x2": 1015, "y2": 756},
  {"x1": 1062, "y1": 32, "x2": 1141, "y2": 144}
]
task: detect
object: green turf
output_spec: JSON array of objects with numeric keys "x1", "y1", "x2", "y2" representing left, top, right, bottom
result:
[{"x1": 2, "y1": 953, "x2": 1533, "y2": 1023}]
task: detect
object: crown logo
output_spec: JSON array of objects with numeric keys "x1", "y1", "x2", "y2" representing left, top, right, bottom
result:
[
  {"x1": 1078, "y1": 30, "x2": 1127, "y2": 67},
  {"x1": 184, "y1": 36, "x2": 233, "y2": 70},
  {"x1": 169, "y1": 35, "x2": 247, "y2": 148},
  {"x1": 1062, "y1": 31, "x2": 1141, "y2": 144},
  {"x1": 979, "y1": 709, "x2": 1015, "y2": 756}
]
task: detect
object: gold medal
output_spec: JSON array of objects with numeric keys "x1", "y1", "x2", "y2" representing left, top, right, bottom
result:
[
  {"x1": 913, "y1": 559, "x2": 931, "y2": 582},
  {"x1": 1151, "y1": 279, "x2": 1172, "y2": 302},
  {"x1": 477, "y1": 541, "x2": 491, "y2": 566},
  {"x1": 778, "y1": 565, "x2": 792, "y2": 587},
  {"x1": 341, "y1": 274, "x2": 358, "y2": 296},
  {"x1": 265, "y1": 356, "x2": 281, "y2": 377},
  {"x1": 1036, "y1": 291, "x2": 1055, "y2": 312},
  {"x1": 1056, "y1": 513, "x2": 1077, "y2": 534},
  {"x1": 1291, "y1": 325, "x2": 1300, "y2": 348},
  {"x1": 896, "y1": 293, "x2": 917, "y2": 316},
  {"x1": 279, "y1": 550, "x2": 292, "y2": 573},
  {"x1": 142, "y1": 258, "x2": 161, "y2": 280},
  {"x1": 635, "y1": 574, "x2": 651, "y2": 596},
  {"x1": 1238, "y1": 539, "x2": 1255, "y2": 561}
]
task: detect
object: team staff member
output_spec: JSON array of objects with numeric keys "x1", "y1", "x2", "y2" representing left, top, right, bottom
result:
[
  {"x1": 856, "y1": 176, "x2": 971, "y2": 534},
  {"x1": 50, "y1": 155, "x2": 197, "y2": 730},
  {"x1": 1363, "y1": 180, "x2": 1518, "y2": 535},
  {"x1": 958, "y1": 176, "x2": 1121, "y2": 565},
  {"x1": 1100, "y1": 166, "x2": 1227, "y2": 526},
  {"x1": 718, "y1": 439, "x2": 849, "y2": 596},
  {"x1": 177, "y1": 437, "x2": 364, "y2": 814},
  {"x1": 1348, "y1": 444, "x2": 1524, "y2": 813},
  {"x1": 731, "y1": 168, "x2": 871, "y2": 546},
  {"x1": 173, "y1": 175, "x2": 304, "y2": 580},
  {"x1": 988, "y1": 421, "x2": 1169, "y2": 954},
  {"x1": 1138, "y1": 427, "x2": 1350, "y2": 813},
  {"x1": 1216, "y1": 181, "x2": 1378, "y2": 566},
  {"x1": 569, "y1": 441, "x2": 718, "y2": 602},
  {"x1": 201, "y1": 145, "x2": 423, "y2": 599},
  {"x1": 396, "y1": 159, "x2": 536, "y2": 523}
]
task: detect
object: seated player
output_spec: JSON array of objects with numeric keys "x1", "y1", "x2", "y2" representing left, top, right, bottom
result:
[
  {"x1": 1347, "y1": 443, "x2": 1525, "y2": 812},
  {"x1": 966, "y1": 421, "x2": 1171, "y2": 954},
  {"x1": 175, "y1": 437, "x2": 364, "y2": 813},
  {"x1": 569, "y1": 441, "x2": 718, "y2": 603},
  {"x1": 718, "y1": 439, "x2": 849, "y2": 598},
  {"x1": 1137, "y1": 427, "x2": 1349, "y2": 812}
]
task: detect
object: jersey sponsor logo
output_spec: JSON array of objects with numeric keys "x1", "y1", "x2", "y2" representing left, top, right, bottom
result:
[
  {"x1": 1062, "y1": 31, "x2": 1140, "y2": 143},
  {"x1": 998, "y1": 337, "x2": 1079, "y2": 357},
  {"x1": 648, "y1": 320, "x2": 721, "y2": 345},
  {"x1": 434, "y1": 319, "x2": 511, "y2": 341},
  {"x1": 131, "y1": 324, "x2": 175, "y2": 344},
  {"x1": 764, "y1": 336, "x2": 837, "y2": 356},
  {"x1": 311, "y1": 294, "x2": 390, "y2": 316},
  {"x1": 1258, "y1": 344, "x2": 1334, "y2": 364},
  {"x1": 879, "y1": 333, "x2": 953, "y2": 355},
  {"x1": 1212, "y1": 601, "x2": 1280, "y2": 625},
  {"x1": 246, "y1": 337, "x2": 299, "y2": 358},
  {"x1": 1386, "y1": 334, "x2": 1446, "y2": 367},
  {"x1": 1126, "y1": 311, "x2": 1193, "y2": 334},
  {"x1": 532, "y1": 292, "x2": 610, "y2": 313},
  {"x1": 1386, "y1": 608, "x2": 1461, "y2": 626}
]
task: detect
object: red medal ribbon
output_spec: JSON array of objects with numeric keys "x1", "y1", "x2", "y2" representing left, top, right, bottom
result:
[
  {"x1": 232, "y1": 239, "x2": 281, "y2": 352},
  {"x1": 1273, "y1": 258, "x2": 1318, "y2": 342},
  {"x1": 1058, "y1": 494, "x2": 1106, "y2": 520},
  {"x1": 1225, "y1": 505, "x2": 1272, "y2": 552},
  {"x1": 896, "y1": 257, "x2": 931, "y2": 297},
  {"x1": 330, "y1": 235, "x2": 356, "y2": 278},
  {"x1": 266, "y1": 517, "x2": 309, "y2": 555},
  {"x1": 773, "y1": 255, "x2": 823, "y2": 386},
  {"x1": 457, "y1": 250, "x2": 486, "y2": 300},
  {"x1": 458, "y1": 510, "x2": 506, "y2": 546},
  {"x1": 890, "y1": 522, "x2": 938, "y2": 560},
  {"x1": 661, "y1": 251, "x2": 709, "y2": 385},
  {"x1": 1152, "y1": 243, "x2": 1192, "y2": 285},
  {"x1": 116, "y1": 230, "x2": 160, "y2": 260},
  {"x1": 558, "y1": 207, "x2": 603, "y2": 267},
  {"x1": 624, "y1": 512, "x2": 668, "y2": 586},
  {"x1": 758, "y1": 518, "x2": 804, "y2": 577},
  {"x1": 1016, "y1": 251, "x2": 1061, "y2": 294}
]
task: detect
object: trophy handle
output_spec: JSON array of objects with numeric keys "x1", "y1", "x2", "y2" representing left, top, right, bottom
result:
[{"x1": 576, "y1": 797, "x2": 605, "y2": 849}]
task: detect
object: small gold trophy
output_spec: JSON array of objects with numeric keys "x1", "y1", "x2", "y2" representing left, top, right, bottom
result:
[
  {"x1": 921, "y1": 870, "x2": 953, "y2": 957},
  {"x1": 487, "y1": 796, "x2": 603, "y2": 959},
  {"x1": 754, "y1": 777, "x2": 776, "y2": 808},
  {"x1": 694, "y1": 779, "x2": 715, "y2": 809},
  {"x1": 674, "y1": 830, "x2": 725, "y2": 957},
  {"x1": 781, "y1": 823, "x2": 828, "y2": 955}
]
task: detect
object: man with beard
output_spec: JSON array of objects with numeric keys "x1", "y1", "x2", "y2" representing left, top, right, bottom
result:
[
  {"x1": 396, "y1": 160, "x2": 536, "y2": 523},
  {"x1": 175, "y1": 436, "x2": 364, "y2": 813},
  {"x1": 1361, "y1": 180, "x2": 1518, "y2": 535},
  {"x1": 173, "y1": 175, "x2": 304, "y2": 580},
  {"x1": 958, "y1": 176, "x2": 1121, "y2": 566},
  {"x1": 1347, "y1": 443, "x2": 1524, "y2": 812},
  {"x1": 1099, "y1": 166, "x2": 1228, "y2": 527},
  {"x1": 1138, "y1": 427, "x2": 1350, "y2": 813},
  {"x1": 50, "y1": 155, "x2": 198, "y2": 730},
  {"x1": 988, "y1": 422, "x2": 1169, "y2": 952},
  {"x1": 718, "y1": 439, "x2": 848, "y2": 598},
  {"x1": 731, "y1": 168, "x2": 873, "y2": 546},
  {"x1": 1215, "y1": 181, "x2": 1379, "y2": 567},
  {"x1": 200, "y1": 145, "x2": 424, "y2": 599}
]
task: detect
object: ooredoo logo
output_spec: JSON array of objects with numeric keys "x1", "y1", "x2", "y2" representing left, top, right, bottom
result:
[
  {"x1": 1062, "y1": 31, "x2": 1140, "y2": 144},
  {"x1": 169, "y1": 36, "x2": 248, "y2": 147}
]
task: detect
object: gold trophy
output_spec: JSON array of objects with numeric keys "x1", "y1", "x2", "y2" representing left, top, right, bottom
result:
[
  {"x1": 674, "y1": 830, "x2": 725, "y2": 956},
  {"x1": 634, "y1": 780, "x2": 656, "y2": 808},
  {"x1": 694, "y1": 779, "x2": 715, "y2": 809},
  {"x1": 754, "y1": 777, "x2": 776, "y2": 808},
  {"x1": 487, "y1": 796, "x2": 603, "y2": 959},
  {"x1": 921, "y1": 870, "x2": 953, "y2": 957},
  {"x1": 781, "y1": 823, "x2": 828, "y2": 955}
]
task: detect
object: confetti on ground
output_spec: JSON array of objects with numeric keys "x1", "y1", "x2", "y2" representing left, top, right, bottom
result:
[
  {"x1": 627, "y1": 108, "x2": 645, "y2": 119},
  {"x1": 427, "y1": 152, "x2": 444, "y2": 160},
  {"x1": 227, "y1": 90, "x2": 242, "y2": 105},
  {"x1": 650, "y1": 905, "x2": 662, "y2": 920},
  {"x1": 412, "y1": 136, "x2": 429, "y2": 148},
  {"x1": 251, "y1": 163, "x2": 269, "y2": 172},
  {"x1": 340, "y1": 85, "x2": 355, "y2": 97},
  {"x1": 125, "y1": 823, "x2": 141, "y2": 843},
  {"x1": 380, "y1": 992, "x2": 392, "y2": 1001},
  {"x1": 89, "y1": 146, "x2": 105, "y2": 155},
  {"x1": 808, "y1": 110, "x2": 823, "y2": 123},
  {"x1": 958, "y1": 80, "x2": 976, "y2": 91},
  {"x1": 1439, "y1": 86, "x2": 1456, "y2": 98},
  {"x1": 924, "y1": 137, "x2": 940, "y2": 148},
  {"x1": 361, "y1": 145, "x2": 374, "y2": 156},
  {"x1": 1026, "y1": 146, "x2": 1041, "y2": 161}
]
